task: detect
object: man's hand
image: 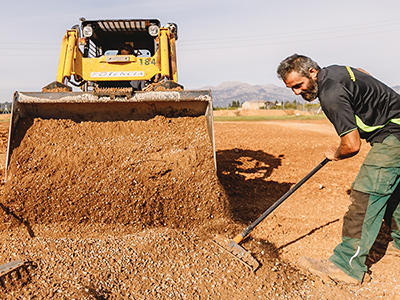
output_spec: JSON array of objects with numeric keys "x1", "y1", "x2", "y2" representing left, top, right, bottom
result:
[
  {"x1": 324, "y1": 129, "x2": 361, "y2": 161},
  {"x1": 324, "y1": 145, "x2": 339, "y2": 161}
]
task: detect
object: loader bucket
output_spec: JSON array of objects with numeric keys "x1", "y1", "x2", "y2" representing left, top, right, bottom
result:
[{"x1": 5, "y1": 90, "x2": 215, "y2": 181}]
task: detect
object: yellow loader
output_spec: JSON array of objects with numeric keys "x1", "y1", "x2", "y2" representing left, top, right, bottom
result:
[{"x1": 5, "y1": 18, "x2": 215, "y2": 178}]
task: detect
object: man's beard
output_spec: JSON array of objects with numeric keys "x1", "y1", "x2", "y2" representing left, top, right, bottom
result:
[{"x1": 301, "y1": 79, "x2": 318, "y2": 101}]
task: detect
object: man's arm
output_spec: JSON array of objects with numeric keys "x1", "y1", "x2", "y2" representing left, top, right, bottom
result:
[{"x1": 325, "y1": 129, "x2": 361, "y2": 161}]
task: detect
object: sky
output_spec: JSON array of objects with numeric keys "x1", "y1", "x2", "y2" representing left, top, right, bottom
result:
[{"x1": 1, "y1": 0, "x2": 400, "y2": 102}]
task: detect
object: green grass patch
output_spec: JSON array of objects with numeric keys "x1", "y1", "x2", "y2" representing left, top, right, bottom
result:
[{"x1": 213, "y1": 114, "x2": 327, "y2": 122}]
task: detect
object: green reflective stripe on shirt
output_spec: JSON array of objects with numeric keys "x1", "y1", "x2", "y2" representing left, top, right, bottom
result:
[
  {"x1": 391, "y1": 118, "x2": 400, "y2": 126},
  {"x1": 340, "y1": 128, "x2": 357, "y2": 137},
  {"x1": 355, "y1": 115, "x2": 400, "y2": 132},
  {"x1": 346, "y1": 66, "x2": 355, "y2": 82}
]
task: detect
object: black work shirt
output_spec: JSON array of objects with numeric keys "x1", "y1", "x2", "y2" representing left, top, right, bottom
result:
[{"x1": 317, "y1": 65, "x2": 400, "y2": 144}]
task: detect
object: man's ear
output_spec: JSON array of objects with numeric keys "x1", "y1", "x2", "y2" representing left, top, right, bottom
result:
[{"x1": 309, "y1": 68, "x2": 318, "y2": 80}]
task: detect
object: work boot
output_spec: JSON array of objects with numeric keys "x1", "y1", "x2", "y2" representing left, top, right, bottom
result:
[
  {"x1": 386, "y1": 241, "x2": 400, "y2": 257},
  {"x1": 298, "y1": 256, "x2": 361, "y2": 285}
]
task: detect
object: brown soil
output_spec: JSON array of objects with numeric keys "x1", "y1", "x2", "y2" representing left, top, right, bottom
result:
[
  {"x1": 213, "y1": 109, "x2": 311, "y2": 116},
  {"x1": 3, "y1": 116, "x2": 225, "y2": 228},
  {"x1": 0, "y1": 115, "x2": 399, "y2": 299}
]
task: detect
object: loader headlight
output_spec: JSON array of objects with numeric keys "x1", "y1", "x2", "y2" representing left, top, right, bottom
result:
[
  {"x1": 82, "y1": 25, "x2": 93, "y2": 38},
  {"x1": 166, "y1": 23, "x2": 178, "y2": 40},
  {"x1": 148, "y1": 24, "x2": 159, "y2": 37}
]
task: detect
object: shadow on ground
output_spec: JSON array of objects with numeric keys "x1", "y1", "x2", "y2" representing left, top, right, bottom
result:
[{"x1": 216, "y1": 148, "x2": 293, "y2": 224}]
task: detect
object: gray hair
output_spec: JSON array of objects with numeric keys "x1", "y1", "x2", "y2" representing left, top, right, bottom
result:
[{"x1": 277, "y1": 54, "x2": 320, "y2": 80}]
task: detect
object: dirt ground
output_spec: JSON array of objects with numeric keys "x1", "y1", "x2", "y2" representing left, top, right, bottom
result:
[{"x1": 0, "y1": 113, "x2": 399, "y2": 299}]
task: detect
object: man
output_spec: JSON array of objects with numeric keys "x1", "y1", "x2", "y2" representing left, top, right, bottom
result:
[
  {"x1": 117, "y1": 43, "x2": 146, "y2": 91},
  {"x1": 276, "y1": 54, "x2": 400, "y2": 284},
  {"x1": 118, "y1": 43, "x2": 135, "y2": 56},
  {"x1": 99, "y1": 43, "x2": 146, "y2": 91}
]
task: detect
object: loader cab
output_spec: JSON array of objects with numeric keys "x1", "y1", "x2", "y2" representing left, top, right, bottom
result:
[
  {"x1": 79, "y1": 19, "x2": 161, "y2": 58},
  {"x1": 55, "y1": 18, "x2": 179, "y2": 92}
]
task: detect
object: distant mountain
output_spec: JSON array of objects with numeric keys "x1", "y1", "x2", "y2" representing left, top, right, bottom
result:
[
  {"x1": 200, "y1": 81, "x2": 306, "y2": 108},
  {"x1": 201, "y1": 81, "x2": 400, "y2": 108}
]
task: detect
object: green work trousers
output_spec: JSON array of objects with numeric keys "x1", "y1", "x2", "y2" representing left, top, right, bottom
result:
[{"x1": 329, "y1": 134, "x2": 400, "y2": 282}]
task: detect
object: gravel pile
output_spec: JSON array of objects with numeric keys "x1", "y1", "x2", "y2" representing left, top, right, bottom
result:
[
  {"x1": 3, "y1": 116, "x2": 226, "y2": 228},
  {"x1": 0, "y1": 116, "x2": 314, "y2": 299},
  {"x1": 0, "y1": 222, "x2": 311, "y2": 299}
]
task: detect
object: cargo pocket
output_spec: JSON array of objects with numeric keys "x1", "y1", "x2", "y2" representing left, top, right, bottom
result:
[
  {"x1": 363, "y1": 135, "x2": 400, "y2": 167},
  {"x1": 353, "y1": 165, "x2": 399, "y2": 196}
]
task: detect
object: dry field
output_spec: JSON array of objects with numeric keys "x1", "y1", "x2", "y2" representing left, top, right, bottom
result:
[{"x1": 0, "y1": 112, "x2": 399, "y2": 299}]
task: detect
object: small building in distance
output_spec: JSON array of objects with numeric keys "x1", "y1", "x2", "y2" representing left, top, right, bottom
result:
[{"x1": 241, "y1": 101, "x2": 275, "y2": 110}]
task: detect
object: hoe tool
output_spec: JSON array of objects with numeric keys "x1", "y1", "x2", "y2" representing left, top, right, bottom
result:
[{"x1": 215, "y1": 158, "x2": 329, "y2": 271}]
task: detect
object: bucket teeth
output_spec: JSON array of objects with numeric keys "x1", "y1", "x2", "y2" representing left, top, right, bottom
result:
[{"x1": 213, "y1": 236, "x2": 260, "y2": 272}]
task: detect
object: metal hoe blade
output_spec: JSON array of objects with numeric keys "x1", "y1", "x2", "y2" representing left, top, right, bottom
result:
[
  {"x1": 0, "y1": 259, "x2": 25, "y2": 278},
  {"x1": 213, "y1": 237, "x2": 260, "y2": 272},
  {"x1": 212, "y1": 159, "x2": 329, "y2": 273}
]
